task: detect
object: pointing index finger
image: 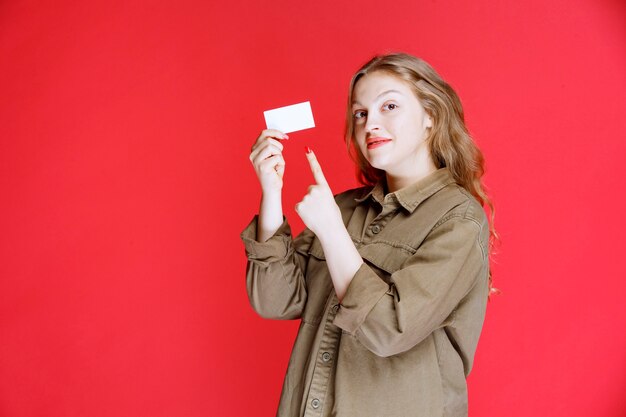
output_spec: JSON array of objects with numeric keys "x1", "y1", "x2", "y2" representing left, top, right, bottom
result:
[{"x1": 305, "y1": 147, "x2": 328, "y2": 186}]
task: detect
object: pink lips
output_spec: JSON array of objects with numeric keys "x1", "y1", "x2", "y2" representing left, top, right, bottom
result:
[{"x1": 366, "y1": 136, "x2": 392, "y2": 149}]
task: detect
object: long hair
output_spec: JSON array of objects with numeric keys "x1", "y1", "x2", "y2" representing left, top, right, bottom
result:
[{"x1": 344, "y1": 52, "x2": 500, "y2": 295}]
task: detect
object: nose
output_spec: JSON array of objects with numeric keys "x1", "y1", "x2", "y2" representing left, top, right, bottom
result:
[{"x1": 364, "y1": 111, "x2": 382, "y2": 134}]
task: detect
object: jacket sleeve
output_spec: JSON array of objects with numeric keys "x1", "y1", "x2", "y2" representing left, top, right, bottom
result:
[
  {"x1": 333, "y1": 215, "x2": 489, "y2": 357},
  {"x1": 240, "y1": 215, "x2": 314, "y2": 320}
]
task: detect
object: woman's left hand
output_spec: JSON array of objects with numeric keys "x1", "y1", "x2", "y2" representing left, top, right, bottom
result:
[{"x1": 295, "y1": 147, "x2": 344, "y2": 239}]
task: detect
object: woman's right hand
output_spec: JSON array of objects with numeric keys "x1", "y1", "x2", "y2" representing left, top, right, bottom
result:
[{"x1": 249, "y1": 129, "x2": 289, "y2": 194}]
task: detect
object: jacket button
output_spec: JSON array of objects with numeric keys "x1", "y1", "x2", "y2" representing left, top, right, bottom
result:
[
  {"x1": 311, "y1": 398, "x2": 321, "y2": 409},
  {"x1": 371, "y1": 225, "x2": 381, "y2": 234},
  {"x1": 322, "y1": 352, "x2": 331, "y2": 362}
]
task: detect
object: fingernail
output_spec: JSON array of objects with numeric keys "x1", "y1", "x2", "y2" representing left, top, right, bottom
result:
[
  {"x1": 305, "y1": 146, "x2": 312, "y2": 154},
  {"x1": 283, "y1": 134, "x2": 289, "y2": 140}
]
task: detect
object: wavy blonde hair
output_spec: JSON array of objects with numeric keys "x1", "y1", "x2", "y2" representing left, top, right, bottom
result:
[{"x1": 344, "y1": 52, "x2": 500, "y2": 295}]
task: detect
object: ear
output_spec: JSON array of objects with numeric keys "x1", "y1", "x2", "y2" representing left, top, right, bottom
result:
[{"x1": 424, "y1": 113, "x2": 433, "y2": 129}]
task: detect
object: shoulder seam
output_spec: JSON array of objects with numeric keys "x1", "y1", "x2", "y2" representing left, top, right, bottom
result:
[
  {"x1": 432, "y1": 212, "x2": 483, "y2": 231},
  {"x1": 432, "y1": 214, "x2": 487, "y2": 261}
]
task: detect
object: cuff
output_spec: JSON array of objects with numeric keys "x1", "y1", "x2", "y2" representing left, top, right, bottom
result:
[
  {"x1": 240, "y1": 215, "x2": 292, "y2": 262},
  {"x1": 333, "y1": 262, "x2": 390, "y2": 334}
]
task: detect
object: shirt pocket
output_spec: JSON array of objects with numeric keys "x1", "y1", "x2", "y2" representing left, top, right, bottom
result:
[{"x1": 357, "y1": 241, "x2": 415, "y2": 283}]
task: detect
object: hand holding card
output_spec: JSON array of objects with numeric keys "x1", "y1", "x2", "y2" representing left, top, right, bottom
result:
[{"x1": 250, "y1": 101, "x2": 316, "y2": 241}]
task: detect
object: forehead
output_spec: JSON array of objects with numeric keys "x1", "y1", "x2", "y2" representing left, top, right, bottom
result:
[{"x1": 352, "y1": 71, "x2": 413, "y2": 104}]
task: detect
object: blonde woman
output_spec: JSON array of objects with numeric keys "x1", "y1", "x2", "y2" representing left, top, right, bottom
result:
[{"x1": 241, "y1": 52, "x2": 497, "y2": 417}]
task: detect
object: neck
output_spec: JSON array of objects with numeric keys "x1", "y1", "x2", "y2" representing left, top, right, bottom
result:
[{"x1": 385, "y1": 162, "x2": 438, "y2": 193}]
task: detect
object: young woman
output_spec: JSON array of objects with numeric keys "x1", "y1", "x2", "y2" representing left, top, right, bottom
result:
[{"x1": 241, "y1": 52, "x2": 497, "y2": 417}]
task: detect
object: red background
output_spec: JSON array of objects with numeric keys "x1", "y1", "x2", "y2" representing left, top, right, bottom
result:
[{"x1": 1, "y1": 0, "x2": 625, "y2": 416}]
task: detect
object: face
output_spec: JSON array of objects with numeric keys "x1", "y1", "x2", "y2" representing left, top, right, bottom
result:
[{"x1": 351, "y1": 71, "x2": 434, "y2": 178}]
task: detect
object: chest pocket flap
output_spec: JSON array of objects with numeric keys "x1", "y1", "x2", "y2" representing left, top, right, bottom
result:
[
  {"x1": 358, "y1": 242, "x2": 414, "y2": 275},
  {"x1": 303, "y1": 236, "x2": 415, "y2": 275}
]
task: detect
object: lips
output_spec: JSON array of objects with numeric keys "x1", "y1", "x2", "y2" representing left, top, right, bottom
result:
[{"x1": 366, "y1": 136, "x2": 392, "y2": 149}]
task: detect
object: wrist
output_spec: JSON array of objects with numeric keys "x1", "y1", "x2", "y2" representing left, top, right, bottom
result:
[
  {"x1": 317, "y1": 218, "x2": 349, "y2": 245},
  {"x1": 258, "y1": 192, "x2": 284, "y2": 243},
  {"x1": 261, "y1": 188, "x2": 282, "y2": 199}
]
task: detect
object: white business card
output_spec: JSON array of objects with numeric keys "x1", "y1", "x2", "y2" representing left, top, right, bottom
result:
[{"x1": 263, "y1": 101, "x2": 315, "y2": 134}]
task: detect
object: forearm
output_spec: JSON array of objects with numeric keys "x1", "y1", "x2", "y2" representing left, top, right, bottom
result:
[
  {"x1": 318, "y1": 224, "x2": 363, "y2": 302},
  {"x1": 241, "y1": 214, "x2": 307, "y2": 320},
  {"x1": 246, "y1": 257, "x2": 307, "y2": 320},
  {"x1": 257, "y1": 191, "x2": 283, "y2": 242}
]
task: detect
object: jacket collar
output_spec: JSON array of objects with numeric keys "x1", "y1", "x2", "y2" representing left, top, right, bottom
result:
[{"x1": 354, "y1": 167, "x2": 456, "y2": 213}]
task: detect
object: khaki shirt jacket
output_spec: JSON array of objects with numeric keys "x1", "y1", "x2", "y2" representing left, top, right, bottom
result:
[{"x1": 240, "y1": 167, "x2": 490, "y2": 417}]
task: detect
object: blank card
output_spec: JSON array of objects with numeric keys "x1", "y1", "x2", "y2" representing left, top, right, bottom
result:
[{"x1": 263, "y1": 101, "x2": 315, "y2": 134}]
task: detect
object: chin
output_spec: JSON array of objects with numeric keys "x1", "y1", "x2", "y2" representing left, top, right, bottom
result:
[{"x1": 366, "y1": 158, "x2": 390, "y2": 171}]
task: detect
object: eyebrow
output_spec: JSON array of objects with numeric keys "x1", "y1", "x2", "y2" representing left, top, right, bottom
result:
[{"x1": 352, "y1": 89, "x2": 404, "y2": 107}]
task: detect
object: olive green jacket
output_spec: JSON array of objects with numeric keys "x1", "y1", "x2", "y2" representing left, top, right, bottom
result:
[{"x1": 241, "y1": 167, "x2": 490, "y2": 417}]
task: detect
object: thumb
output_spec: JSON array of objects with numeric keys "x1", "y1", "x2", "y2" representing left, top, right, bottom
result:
[{"x1": 305, "y1": 146, "x2": 328, "y2": 186}]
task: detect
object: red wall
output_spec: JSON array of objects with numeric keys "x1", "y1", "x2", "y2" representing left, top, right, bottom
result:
[{"x1": 1, "y1": 0, "x2": 625, "y2": 416}]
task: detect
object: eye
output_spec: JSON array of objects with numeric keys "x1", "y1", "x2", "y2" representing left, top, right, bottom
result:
[
  {"x1": 353, "y1": 110, "x2": 367, "y2": 120},
  {"x1": 383, "y1": 103, "x2": 398, "y2": 111}
]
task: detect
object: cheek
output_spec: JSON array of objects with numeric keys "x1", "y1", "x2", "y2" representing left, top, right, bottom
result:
[
  {"x1": 353, "y1": 125, "x2": 366, "y2": 144},
  {"x1": 397, "y1": 116, "x2": 423, "y2": 137}
]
